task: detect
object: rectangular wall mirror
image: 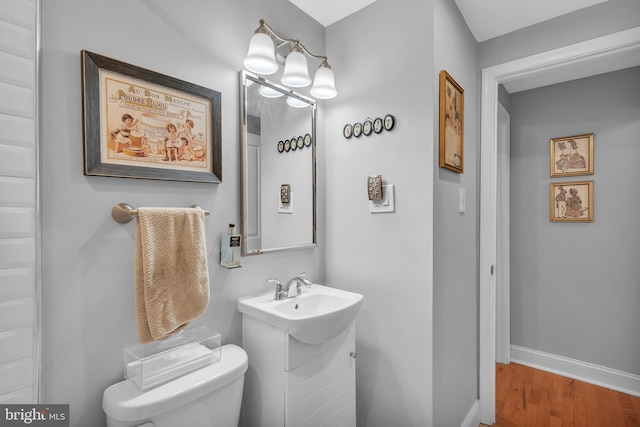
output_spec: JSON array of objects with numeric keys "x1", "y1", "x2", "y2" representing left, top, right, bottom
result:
[{"x1": 240, "y1": 71, "x2": 317, "y2": 255}]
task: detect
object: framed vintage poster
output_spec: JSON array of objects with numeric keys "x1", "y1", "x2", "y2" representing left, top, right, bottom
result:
[
  {"x1": 439, "y1": 70, "x2": 464, "y2": 173},
  {"x1": 550, "y1": 180, "x2": 593, "y2": 222},
  {"x1": 81, "y1": 50, "x2": 222, "y2": 183},
  {"x1": 550, "y1": 133, "x2": 593, "y2": 177}
]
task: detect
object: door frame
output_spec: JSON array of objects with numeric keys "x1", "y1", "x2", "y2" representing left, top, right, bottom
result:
[
  {"x1": 479, "y1": 26, "x2": 640, "y2": 425},
  {"x1": 495, "y1": 102, "x2": 510, "y2": 365}
]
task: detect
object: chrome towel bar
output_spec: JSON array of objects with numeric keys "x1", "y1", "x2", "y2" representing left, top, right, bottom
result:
[{"x1": 112, "y1": 203, "x2": 210, "y2": 224}]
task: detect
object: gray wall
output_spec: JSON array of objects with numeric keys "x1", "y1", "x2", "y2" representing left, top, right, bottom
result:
[
  {"x1": 509, "y1": 66, "x2": 640, "y2": 375},
  {"x1": 324, "y1": 0, "x2": 435, "y2": 425},
  {"x1": 40, "y1": 1, "x2": 325, "y2": 425},
  {"x1": 432, "y1": 0, "x2": 480, "y2": 426}
]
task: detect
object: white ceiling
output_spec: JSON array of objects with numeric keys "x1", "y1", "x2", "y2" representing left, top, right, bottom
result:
[
  {"x1": 454, "y1": 0, "x2": 609, "y2": 42},
  {"x1": 288, "y1": 0, "x2": 608, "y2": 39},
  {"x1": 289, "y1": 0, "x2": 638, "y2": 93},
  {"x1": 288, "y1": 0, "x2": 378, "y2": 27}
]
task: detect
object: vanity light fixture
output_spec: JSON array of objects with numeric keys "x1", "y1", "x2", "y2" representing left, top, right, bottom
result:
[{"x1": 243, "y1": 19, "x2": 337, "y2": 99}]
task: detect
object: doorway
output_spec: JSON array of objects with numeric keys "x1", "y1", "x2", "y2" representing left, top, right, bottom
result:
[{"x1": 478, "y1": 26, "x2": 640, "y2": 425}]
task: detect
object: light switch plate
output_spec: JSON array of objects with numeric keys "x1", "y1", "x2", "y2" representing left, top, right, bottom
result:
[{"x1": 370, "y1": 184, "x2": 395, "y2": 213}]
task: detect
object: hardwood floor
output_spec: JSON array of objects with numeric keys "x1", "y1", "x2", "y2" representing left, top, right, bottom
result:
[{"x1": 480, "y1": 363, "x2": 640, "y2": 427}]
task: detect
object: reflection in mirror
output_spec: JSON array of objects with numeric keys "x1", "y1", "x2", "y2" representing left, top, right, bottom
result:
[{"x1": 240, "y1": 71, "x2": 316, "y2": 255}]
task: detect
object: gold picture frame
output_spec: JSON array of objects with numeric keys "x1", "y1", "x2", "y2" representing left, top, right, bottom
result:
[
  {"x1": 550, "y1": 133, "x2": 594, "y2": 177},
  {"x1": 439, "y1": 70, "x2": 464, "y2": 173},
  {"x1": 550, "y1": 180, "x2": 593, "y2": 222}
]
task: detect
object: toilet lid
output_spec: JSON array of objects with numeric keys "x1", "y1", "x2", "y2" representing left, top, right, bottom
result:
[{"x1": 102, "y1": 344, "x2": 247, "y2": 422}]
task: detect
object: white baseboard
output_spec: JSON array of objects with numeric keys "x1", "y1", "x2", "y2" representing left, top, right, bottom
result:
[
  {"x1": 460, "y1": 399, "x2": 480, "y2": 427},
  {"x1": 510, "y1": 345, "x2": 640, "y2": 398}
]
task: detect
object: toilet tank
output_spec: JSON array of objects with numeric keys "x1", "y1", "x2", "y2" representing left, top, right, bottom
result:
[{"x1": 103, "y1": 344, "x2": 247, "y2": 427}]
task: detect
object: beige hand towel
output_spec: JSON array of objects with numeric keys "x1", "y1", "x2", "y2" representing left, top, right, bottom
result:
[{"x1": 134, "y1": 207, "x2": 210, "y2": 344}]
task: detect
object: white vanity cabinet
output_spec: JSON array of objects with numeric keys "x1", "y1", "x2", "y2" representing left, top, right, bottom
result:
[{"x1": 241, "y1": 315, "x2": 357, "y2": 427}]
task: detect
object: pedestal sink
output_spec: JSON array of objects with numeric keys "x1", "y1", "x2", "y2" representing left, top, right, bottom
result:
[
  {"x1": 238, "y1": 283, "x2": 363, "y2": 426},
  {"x1": 237, "y1": 284, "x2": 363, "y2": 344}
]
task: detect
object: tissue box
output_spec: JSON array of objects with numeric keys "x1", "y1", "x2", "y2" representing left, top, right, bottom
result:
[{"x1": 124, "y1": 326, "x2": 221, "y2": 392}]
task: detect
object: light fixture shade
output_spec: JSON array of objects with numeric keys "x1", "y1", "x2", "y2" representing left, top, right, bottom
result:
[
  {"x1": 281, "y1": 51, "x2": 311, "y2": 88},
  {"x1": 243, "y1": 32, "x2": 278, "y2": 75},
  {"x1": 310, "y1": 66, "x2": 337, "y2": 99},
  {"x1": 258, "y1": 85, "x2": 284, "y2": 98},
  {"x1": 286, "y1": 96, "x2": 310, "y2": 108}
]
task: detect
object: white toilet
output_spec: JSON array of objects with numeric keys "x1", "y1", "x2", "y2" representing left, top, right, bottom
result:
[{"x1": 102, "y1": 344, "x2": 248, "y2": 427}]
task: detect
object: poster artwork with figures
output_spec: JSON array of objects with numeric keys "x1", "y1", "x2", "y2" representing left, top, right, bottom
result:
[
  {"x1": 82, "y1": 50, "x2": 222, "y2": 183},
  {"x1": 550, "y1": 181, "x2": 593, "y2": 222},
  {"x1": 550, "y1": 133, "x2": 594, "y2": 177},
  {"x1": 439, "y1": 70, "x2": 464, "y2": 173},
  {"x1": 103, "y1": 72, "x2": 210, "y2": 170}
]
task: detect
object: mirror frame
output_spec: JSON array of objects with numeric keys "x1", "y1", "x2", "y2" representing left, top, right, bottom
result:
[{"x1": 240, "y1": 70, "x2": 317, "y2": 256}]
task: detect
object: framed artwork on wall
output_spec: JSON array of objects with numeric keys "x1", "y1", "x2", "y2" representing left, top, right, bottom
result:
[
  {"x1": 550, "y1": 180, "x2": 593, "y2": 222},
  {"x1": 439, "y1": 70, "x2": 464, "y2": 173},
  {"x1": 550, "y1": 133, "x2": 594, "y2": 177},
  {"x1": 81, "y1": 50, "x2": 222, "y2": 183}
]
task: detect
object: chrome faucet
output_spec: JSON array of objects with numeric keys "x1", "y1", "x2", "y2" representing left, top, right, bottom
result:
[
  {"x1": 269, "y1": 273, "x2": 313, "y2": 300},
  {"x1": 268, "y1": 279, "x2": 286, "y2": 300},
  {"x1": 294, "y1": 273, "x2": 313, "y2": 288},
  {"x1": 269, "y1": 278, "x2": 301, "y2": 300}
]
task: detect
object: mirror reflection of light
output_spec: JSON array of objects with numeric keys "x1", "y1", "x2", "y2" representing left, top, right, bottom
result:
[
  {"x1": 286, "y1": 96, "x2": 310, "y2": 108},
  {"x1": 258, "y1": 85, "x2": 284, "y2": 98}
]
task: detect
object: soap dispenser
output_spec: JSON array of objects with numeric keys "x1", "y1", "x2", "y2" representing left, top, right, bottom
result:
[{"x1": 220, "y1": 224, "x2": 241, "y2": 269}]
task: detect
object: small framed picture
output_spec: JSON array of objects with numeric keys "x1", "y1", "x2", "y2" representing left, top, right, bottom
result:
[
  {"x1": 297, "y1": 136, "x2": 304, "y2": 149},
  {"x1": 373, "y1": 117, "x2": 383, "y2": 134},
  {"x1": 353, "y1": 122, "x2": 363, "y2": 138},
  {"x1": 550, "y1": 133, "x2": 594, "y2": 177},
  {"x1": 277, "y1": 140, "x2": 284, "y2": 153},
  {"x1": 439, "y1": 70, "x2": 464, "y2": 173},
  {"x1": 284, "y1": 139, "x2": 291, "y2": 152},
  {"x1": 363, "y1": 119, "x2": 373, "y2": 136},
  {"x1": 383, "y1": 114, "x2": 395, "y2": 131},
  {"x1": 550, "y1": 180, "x2": 593, "y2": 222},
  {"x1": 343, "y1": 124, "x2": 353, "y2": 139},
  {"x1": 304, "y1": 133, "x2": 312, "y2": 146},
  {"x1": 290, "y1": 136, "x2": 297, "y2": 151}
]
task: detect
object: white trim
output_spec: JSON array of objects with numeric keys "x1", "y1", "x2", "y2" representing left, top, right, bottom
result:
[
  {"x1": 479, "y1": 66, "x2": 498, "y2": 425},
  {"x1": 483, "y1": 27, "x2": 640, "y2": 85},
  {"x1": 511, "y1": 345, "x2": 640, "y2": 398},
  {"x1": 495, "y1": 102, "x2": 510, "y2": 365},
  {"x1": 479, "y1": 26, "x2": 640, "y2": 426},
  {"x1": 460, "y1": 400, "x2": 480, "y2": 427}
]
